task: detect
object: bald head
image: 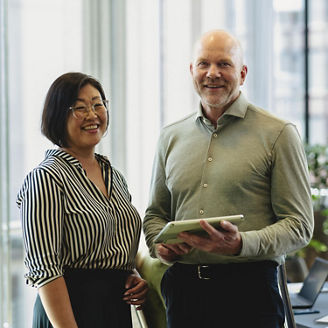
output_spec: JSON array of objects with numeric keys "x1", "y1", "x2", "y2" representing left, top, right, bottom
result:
[
  {"x1": 189, "y1": 29, "x2": 247, "y2": 118},
  {"x1": 192, "y1": 30, "x2": 244, "y2": 68}
]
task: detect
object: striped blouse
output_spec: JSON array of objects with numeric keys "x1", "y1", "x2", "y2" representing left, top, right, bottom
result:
[{"x1": 16, "y1": 149, "x2": 141, "y2": 288}]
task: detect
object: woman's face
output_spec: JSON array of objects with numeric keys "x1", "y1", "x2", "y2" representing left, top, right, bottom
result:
[{"x1": 65, "y1": 83, "x2": 108, "y2": 152}]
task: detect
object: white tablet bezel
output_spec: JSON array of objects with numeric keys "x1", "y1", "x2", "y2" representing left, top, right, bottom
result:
[{"x1": 154, "y1": 214, "x2": 244, "y2": 244}]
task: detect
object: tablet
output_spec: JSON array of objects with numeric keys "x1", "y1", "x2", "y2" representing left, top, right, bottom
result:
[{"x1": 154, "y1": 214, "x2": 244, "y2": 244}]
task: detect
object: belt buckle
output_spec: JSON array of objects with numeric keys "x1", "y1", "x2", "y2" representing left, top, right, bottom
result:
[{"x1": 197, "y1": 265, "x2": 211, "y2": 280}]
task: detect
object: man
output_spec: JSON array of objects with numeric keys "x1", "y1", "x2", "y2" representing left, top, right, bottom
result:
[{"x1": 143, "y1": 30, "x2": 314, "y2": 328}]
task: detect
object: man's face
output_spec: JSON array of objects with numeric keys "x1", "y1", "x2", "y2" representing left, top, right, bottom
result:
[{"x1": 190, "y1": 34, "x2": 247, "y2": 112}]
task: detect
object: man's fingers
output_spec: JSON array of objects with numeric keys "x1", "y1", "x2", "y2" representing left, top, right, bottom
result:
[
  {"x1": 156, "y1": 242, "x2": 192, "y2": 262},
  {"x1": 162, "y1": 242, "x2": 191, "y2": 254},
  {"x1": 199, "y1": 219, "x2": 238, "y2": 235},
  {"x1": 175, "y1": 242, "x2": 192, "y2": 253},
  {"x1": 219, "y1": 220, "x2": 238, "y2": 233},
  {"x1": 199, "y1": 219, "x2": 220, "y2": 235}
]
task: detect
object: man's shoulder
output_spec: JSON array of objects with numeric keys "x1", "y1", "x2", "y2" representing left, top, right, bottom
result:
[
  {"x1": 246, "y1": 103, "x2": 291, "y2": 128},
  {"x1": 164, "y1": 112, "x2": 196, "y2": 129},
  {"x1": 160, "y1": 112, "x2": 197, "y2": 136}
]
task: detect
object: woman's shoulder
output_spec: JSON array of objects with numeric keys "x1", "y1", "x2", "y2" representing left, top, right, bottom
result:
[
  {"x1": 16, "y1": 151, "x2": 66, "y2": 207},
  {"x1": 21, "y1": 149, "x2": 70, "y2": 188},
  {"x1": 32, "y1": 150, "x2": 68, "y2": 178}
]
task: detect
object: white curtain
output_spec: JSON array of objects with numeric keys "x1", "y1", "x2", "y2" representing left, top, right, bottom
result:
[{"x1": 0, "y1": 0, "x2": 11, "y2": 324}]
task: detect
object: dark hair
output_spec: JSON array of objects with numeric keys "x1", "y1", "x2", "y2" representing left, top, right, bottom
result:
[{"x1": 41, "y1": 72, "x2": 107, "y2": 147}]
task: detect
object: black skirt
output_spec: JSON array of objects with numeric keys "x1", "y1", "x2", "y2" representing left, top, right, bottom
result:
[{"x1": 33, "y1": 268, "x2": 133, "y2": 328}]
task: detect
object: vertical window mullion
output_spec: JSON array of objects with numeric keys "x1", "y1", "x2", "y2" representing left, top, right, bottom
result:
[{"x1": 304, "y1": 0, "x2": 309, "y2": 143}]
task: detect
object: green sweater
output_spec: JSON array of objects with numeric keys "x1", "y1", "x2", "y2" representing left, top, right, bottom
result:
[{"x1": 143, "y1": 93, "x2": 314, "y2": 265}]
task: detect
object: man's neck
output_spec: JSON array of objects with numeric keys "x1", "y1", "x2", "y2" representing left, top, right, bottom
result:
[
  {"x1": 202, "y1": 105, "x2": 226, "y2": 127},
  {"x1": 201, "y1": 92, "x2": 240, "y2": 127}
]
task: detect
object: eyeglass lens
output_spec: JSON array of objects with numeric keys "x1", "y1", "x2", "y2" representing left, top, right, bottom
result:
[{"x1": 71, "y1": 100, "x2": 108, "y2": 119}]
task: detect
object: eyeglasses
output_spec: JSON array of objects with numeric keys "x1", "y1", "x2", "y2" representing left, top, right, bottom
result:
[{"x1": 69, "y1": 99, "x2": 109, "y2": 120}]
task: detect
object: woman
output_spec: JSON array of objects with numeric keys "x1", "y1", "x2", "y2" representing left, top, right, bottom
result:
[{"x1": 16, "y1": 72, "x2": 147, "y2": 327}]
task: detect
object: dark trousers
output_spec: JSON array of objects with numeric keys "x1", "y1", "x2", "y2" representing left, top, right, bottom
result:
[
  {"x1": 161, "y1": 261, "x2": 285, "y2": 328},
  {"x1": 33, "y1": 268, "x2": 132, "y2": 328}
]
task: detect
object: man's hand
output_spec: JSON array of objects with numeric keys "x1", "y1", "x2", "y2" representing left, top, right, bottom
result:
[
  {"x1": 178, "y1": 219, "x2": 242, "y2": 255},
  {"x1": 156, "y1": 242, "x2": 192, "y2": 262}
]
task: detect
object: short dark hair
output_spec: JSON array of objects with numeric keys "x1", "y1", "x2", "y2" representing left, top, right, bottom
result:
[{"x1": 41, "y1": 72, "x2": 107, "y2": 147}]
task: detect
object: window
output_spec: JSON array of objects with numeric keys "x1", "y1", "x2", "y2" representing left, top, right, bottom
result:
[
  {"x1": 1, "y1": 0, "x2": 327, "y2": 326},
  {"x1": 308, "y1": 0, "x2": 328, "y2": 143},
  {"x1": 1, "y1": 0, "x2": 83, "y2": 326},
  {"x1": 273, "y1": 0, "x2": 305, "y2": 135}
]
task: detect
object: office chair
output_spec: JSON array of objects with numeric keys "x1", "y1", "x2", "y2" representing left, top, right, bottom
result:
[{"x1": 278, "y1": 263, "x2": 296, "y2": 328}]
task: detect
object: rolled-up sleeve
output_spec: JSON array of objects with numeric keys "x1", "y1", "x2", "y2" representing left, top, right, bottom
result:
[{"x1": 17, "y1": 168, "x2": 64, "y2": 288}]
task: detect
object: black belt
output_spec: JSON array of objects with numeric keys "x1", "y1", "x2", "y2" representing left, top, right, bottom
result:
[{"x1": 173, "y1": 260, "x2": 278, "y2": 280}]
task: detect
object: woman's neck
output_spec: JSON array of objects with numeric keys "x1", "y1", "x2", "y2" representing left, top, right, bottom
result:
[{"x1": 60, "y1": 147, "x2": 97, "y2": 167}]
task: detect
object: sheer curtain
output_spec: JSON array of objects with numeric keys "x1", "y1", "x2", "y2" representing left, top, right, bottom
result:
[
  {"x1": 2, "y1": 0, "x2": 84, "y2": 326},
  {"x1": 125, "y1": 0, "x2": 277, "y2": 217},
  {"x1": 0, "y1": 0, "x2": 10, "y2": 324},
  {"x1": 2, "y1": 0, "x2": 320, "y2": 326}
]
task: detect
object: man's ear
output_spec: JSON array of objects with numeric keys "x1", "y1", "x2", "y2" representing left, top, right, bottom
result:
[
  {"x1": 240, "y1": 65, "x2": 248, "y2": 86},
  {"x1": 190, "y1": 63, "x2": 194, "y2": 75}
]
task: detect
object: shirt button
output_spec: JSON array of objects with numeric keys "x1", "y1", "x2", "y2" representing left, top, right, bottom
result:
[
  {"x1": 213, "y1": 133, "x2": 218, "y2": 138},
  {"x1": 199, "y1": 209, "x2": 204, "y2": 215},
  {"x1": 208, "y1": 157, "x2": 213, "y2": 162},
  {"x1": 203, "y1": 183, "x2": 208, "y2": 188}
]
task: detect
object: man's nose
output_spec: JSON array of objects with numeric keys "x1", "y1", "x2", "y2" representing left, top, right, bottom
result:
[{"x1": 206, "y1": 65, "x2": 221, "y2": 78}]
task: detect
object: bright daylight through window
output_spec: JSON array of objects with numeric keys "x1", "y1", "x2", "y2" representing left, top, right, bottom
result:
[{"x1": 1, "y1": 0, "x2": 328, "y2": 327}]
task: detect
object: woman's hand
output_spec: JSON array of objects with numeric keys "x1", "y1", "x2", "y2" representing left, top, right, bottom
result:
[{"x1": 123, "y1": 273, "x2": 148, "y2": 310}]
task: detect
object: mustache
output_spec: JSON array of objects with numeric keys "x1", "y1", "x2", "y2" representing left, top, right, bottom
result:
[{"x1": 205, "y1": 77, "x2": 226, "y2": 83}]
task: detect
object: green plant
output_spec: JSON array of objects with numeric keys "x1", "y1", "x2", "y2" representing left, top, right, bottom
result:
[
  {"x1": 295, "y1": 144, "x2": 328, "y2": 257},
  {"x1": 305, "y1": 144, "x2": 328, "y2": 210}
]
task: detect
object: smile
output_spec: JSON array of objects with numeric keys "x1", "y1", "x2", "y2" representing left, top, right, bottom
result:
[
  {"x1": 83, "y1": 124, "x2": 99, "y2": 130},
  {"x1": 204, "y1": 85, "x2": 224, "y2": 89}
]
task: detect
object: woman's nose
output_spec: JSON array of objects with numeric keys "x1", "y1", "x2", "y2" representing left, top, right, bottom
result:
[{"x1": 85, "y1": 105, "x2": 98, "y2": 118}]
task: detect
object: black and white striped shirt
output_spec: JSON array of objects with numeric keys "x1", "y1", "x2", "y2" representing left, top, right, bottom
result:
[{"x1": 16, "y1": 149, "x2": 141, "y2": 288}]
